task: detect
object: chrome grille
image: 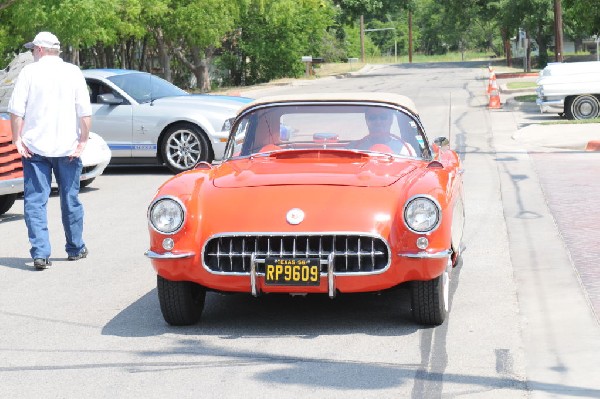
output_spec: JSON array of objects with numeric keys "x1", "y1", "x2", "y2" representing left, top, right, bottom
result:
[{"x1": 203, "y1": 234, "x2": 389, "y2": 274}]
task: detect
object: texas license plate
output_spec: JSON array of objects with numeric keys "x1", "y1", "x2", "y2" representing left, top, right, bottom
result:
[{"x1": 264, "y1": 258, "x2": 321, "y2": 286}]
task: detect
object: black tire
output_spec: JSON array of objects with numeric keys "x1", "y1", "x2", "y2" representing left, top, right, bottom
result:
[
  {"x1": 157, "y1": 275, "x2": 206, "y2": 326},
  {"x1": 161, "y1": 123, "x2": 213, "y2": 173},
  {"x1": 565, "y1": 95, "x2": 600, "y2": 120},
  {"x1": 411, "y1": 264, "x2": 450, "y2": 326},
  {"x1": 80, "y1": 178, "x2": 95, "y2": 188},
  {"x1": 0, "y1": 194, "x2": 17, "y2": 215}
]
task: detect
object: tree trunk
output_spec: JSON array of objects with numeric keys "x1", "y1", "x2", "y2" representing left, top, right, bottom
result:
[{"x1": 154, "y1": 28, "x2": 172, "y2": 81}]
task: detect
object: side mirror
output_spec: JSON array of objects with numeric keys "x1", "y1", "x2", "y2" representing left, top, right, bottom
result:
[
  {"x1": 434, "y1": 136, "x2": 450, "y2": 147},
  {"x1": 97, "y1": 93, "x2": 124, "y2": 105}
]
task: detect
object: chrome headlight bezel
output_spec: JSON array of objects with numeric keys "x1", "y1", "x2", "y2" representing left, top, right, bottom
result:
[
  {"x1": 148, "y1": 196, "x2": 186, "y2": 235},
  {"x1": 403, "y1": 195, "x2": 442, "y2": 234}
]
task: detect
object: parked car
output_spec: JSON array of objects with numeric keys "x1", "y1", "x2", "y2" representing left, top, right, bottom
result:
[
  {"x1": 83, "y1": 69, "x2": 253, "y2": 173},
  {"x1": 0, "y1": 114, "x2": 111, "y2": 215},
  {"x1": 145, "y1": 93, "x2": 465, "y2": 326},
  {"x1": 536, "y1": 61, "x2": 600, "y2": 119}
]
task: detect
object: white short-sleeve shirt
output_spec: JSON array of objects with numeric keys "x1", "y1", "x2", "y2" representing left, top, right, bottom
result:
[{"x1": 8, "y1": 55, "x2": 92, "y2": 157}]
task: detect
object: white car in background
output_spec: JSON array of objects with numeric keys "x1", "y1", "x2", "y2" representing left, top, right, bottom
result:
[
  {"x1": 536, "y1": 61, "x2": 600, "y2": 119},
  {"x1": 83, "y1": 69, "x2": 253, "y2": 173}
]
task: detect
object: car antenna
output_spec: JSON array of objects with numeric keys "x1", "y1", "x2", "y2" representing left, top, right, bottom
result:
[
  {"x1": 150, "y1": 73, "x2": 155, "y2": 106},
  {"x1": 448, "y1": 92, "x2": 452, "y2": 144}
]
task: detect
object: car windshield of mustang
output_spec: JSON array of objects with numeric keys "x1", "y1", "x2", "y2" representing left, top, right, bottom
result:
[
  {"x1": 225, "y1": 104, "x2": 430, "y2": 159},
  {"x1": 107, "y1": 72, "x2": 188, "y2": 103}
]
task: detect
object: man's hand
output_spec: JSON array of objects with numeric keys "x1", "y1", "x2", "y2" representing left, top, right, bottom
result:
[
  {"x1": 70, "y1": 115, "x2": 91, "y2": 160},
  {"x1": 70, "y1": 140, "x2": 87, "y2": 160},
  {"x1": 14, "y1": 136, "x2": 32, "y2": 158}
]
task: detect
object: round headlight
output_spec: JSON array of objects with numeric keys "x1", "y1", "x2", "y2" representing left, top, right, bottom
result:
[
  {"x1": 149, "y1": 197, "x2": 185, "y2": 234},
  {"x1": 404, "y1": 196, "x2": 441, "y2": 233}
]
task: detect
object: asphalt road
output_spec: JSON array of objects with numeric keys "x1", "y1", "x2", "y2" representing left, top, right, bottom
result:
[{"x1": 1, "y1": 62, "x2": 599, "y2": 398}]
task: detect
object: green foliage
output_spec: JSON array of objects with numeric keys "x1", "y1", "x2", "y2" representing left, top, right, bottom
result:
[
  {"x1": 239, "y1": 0, "x2": 335, "y2": 84},
  {"x1": 1, "y1": 0, "x2": 599, "y2": 88}
]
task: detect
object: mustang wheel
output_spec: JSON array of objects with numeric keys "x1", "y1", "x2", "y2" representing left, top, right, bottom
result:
[
  {"x1": 157, "y1": 275, "x2": 206, "y2": 326},
  {"x1": 80, "y1": 178, "x2": 95, "y2": 189},
  {"x1": 565, "y1": 95, "x2": 600, "y2": 120},
  {"x1": 161, "y1": 123, "x2": 212, "y2": 173},
  {"x1": 0, "y1": 194, "x2": 17, "y2": 216},
  {"x1": 411, "y1": 259, "x2": 450, "y2": 326}
]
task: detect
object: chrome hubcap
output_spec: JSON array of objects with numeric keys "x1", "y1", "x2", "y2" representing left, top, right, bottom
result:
[{"x1": 167, "y1": 130, "x2": 202, "y2": 170}]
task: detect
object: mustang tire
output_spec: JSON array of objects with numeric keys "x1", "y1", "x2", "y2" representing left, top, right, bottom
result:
[
  {"x1": 411, "y1": 265, "x2": 450, "y2": 326},
  {"x1": 80, "y1": 178, "x2": 95, "y2": 189},
  {"x1": 161, "y1": 123, "x2": 213, "y2": 173},
  {"x1": 565, "y1": 95, "x2": 600, "y2": 120},
  {"x1": 0, "y1": 194, "x2": 17, "y2": 216},
  {"x1": 157, "y1": 275, "x2": 207, "y2": 326}
]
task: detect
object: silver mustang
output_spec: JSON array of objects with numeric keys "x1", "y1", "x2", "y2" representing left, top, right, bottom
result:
[{"x1": 83, "y1": 69, "x2": 253, "y2": 173}]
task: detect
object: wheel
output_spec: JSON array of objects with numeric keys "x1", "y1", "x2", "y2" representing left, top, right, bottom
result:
[
  {"x1": 157, "y1": 275, "x2": 206, "y2": 326},
  {"x1": 80, "y1": 178, "x2": 95, "y2": 188},
  {"x1": 565, "y1": 95, "x2": 600, "y2": 120},
  {"x1": 0, "y1": 194, "x2": 17, "y2": 215},
  {"x1": 161, "y1": 123, "x2": 212, "y2": 173},
  {"x1": 411, "y1": 259, "x2": 451, "y2": 326}
]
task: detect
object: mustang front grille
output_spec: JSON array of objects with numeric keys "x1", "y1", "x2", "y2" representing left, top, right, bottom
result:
[{"x1": 203, "y1": 234, "x2": 389, "y2": 274}]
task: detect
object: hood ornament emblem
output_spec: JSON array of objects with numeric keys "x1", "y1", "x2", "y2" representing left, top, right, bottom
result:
[{"x1": 286, "y1": 208, "x2": 305, "y2": 225}]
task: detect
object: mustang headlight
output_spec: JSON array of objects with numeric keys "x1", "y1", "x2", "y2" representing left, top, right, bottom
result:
[
  {"x1": 148, "y1": 197, "x2": 185, "y2": 234},
  {"x1": 404, "y1": 196, "x2": 441, "y2": 233},
  {"x1": 221, "y1": 117, "x2": 234, "y2": 132}
]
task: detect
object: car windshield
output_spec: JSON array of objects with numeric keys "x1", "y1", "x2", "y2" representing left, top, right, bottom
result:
[
  {"x1": 225, "y1": 103, "x2": 430, "y2": 159},
  {"x1": 107, "y1": 73, "x2": 188, "y2": 103}
]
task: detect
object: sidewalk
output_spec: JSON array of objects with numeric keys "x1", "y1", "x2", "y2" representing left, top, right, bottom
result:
[{"x1": 496, "y1": 75, "x2": 600, "y2": 151}]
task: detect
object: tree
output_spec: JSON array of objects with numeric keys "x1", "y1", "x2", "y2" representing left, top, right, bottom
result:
[{"x1": 239, "y1": 0, "x2": 335, "y2": 84}]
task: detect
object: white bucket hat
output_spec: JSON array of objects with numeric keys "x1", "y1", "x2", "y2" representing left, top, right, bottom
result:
[{"x1": 24, "y1": 31, "x2": 60, "y2": 50}]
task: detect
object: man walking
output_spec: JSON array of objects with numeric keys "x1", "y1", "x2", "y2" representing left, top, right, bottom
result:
[{"x1": 8, "y1": 32, "x2": 91, "y2": 270}]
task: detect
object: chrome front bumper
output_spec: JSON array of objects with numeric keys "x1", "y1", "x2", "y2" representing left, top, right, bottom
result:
[
  {"x1": 0, "y1": 177, "x2": 24, "y2": 196},
  {"x1": 398, "y1": 249, "x2": 452, "y2": 259},
  {"x1": 536, "y1": 98, "x2": 564, "y2": 113}
]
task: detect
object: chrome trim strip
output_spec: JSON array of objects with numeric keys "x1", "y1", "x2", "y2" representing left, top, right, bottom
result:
[
  {"x1": 250, "y1": 253, "x2": 258, "y2": 297},
  {"x1": 399, "y1": 249, "x2": 452, "y2": 259},
  {"x1": 327, "y1": 253, "x2": 335, "y2": 298},
  {"x1": 144, "y1": 250, "x2": 195, "y2": 259}
]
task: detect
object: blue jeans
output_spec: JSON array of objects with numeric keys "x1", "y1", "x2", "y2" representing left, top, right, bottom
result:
[{"x1": 22, "y1": 154, "x2": 85, "y2": 259}]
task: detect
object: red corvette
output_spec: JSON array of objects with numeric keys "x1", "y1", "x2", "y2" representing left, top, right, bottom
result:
[{"x1": 146, "y1": 93, "x2": 465, "y2": 326}]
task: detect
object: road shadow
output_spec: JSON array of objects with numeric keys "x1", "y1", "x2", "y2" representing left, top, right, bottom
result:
[
  {"x1": 102, "y1": 287, "x2": 418, "y2": 338},
  {"x1": 0, "y1": 256, "x2": 40, "y2": 271}
]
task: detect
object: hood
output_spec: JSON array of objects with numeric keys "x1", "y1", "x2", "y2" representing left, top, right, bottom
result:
[
  {"x1": 213, "y1": 151, "x2": 419, "y2": 188},
  {"x1": 151, "y1": 95, "x2": 252, "y2": 112}
]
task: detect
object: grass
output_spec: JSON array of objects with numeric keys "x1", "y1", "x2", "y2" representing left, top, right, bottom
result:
[
  {"x1": 514, "y1": 94, "x2": 537, "y2": 102},
  {"x1": 507, "y1": 81, "x2": 537, "y2": 90},
  {"x1": 541, "y1": 118, "x2": 600, "y2": 125}
]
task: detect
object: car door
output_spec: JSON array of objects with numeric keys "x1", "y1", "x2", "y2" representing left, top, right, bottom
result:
[
  {"x1": 131, "y1": 103, "x2": 160, "y2": 158},
  {"x1": 87, "y1": 79, "x2": 133, "y2": 158}
]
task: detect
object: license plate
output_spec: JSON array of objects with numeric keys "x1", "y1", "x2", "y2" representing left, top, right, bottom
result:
[{"x1": 264, "y1": 258, "x2": 321, "y2": 286}]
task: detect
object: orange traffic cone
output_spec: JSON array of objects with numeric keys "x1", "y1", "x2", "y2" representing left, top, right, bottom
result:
[
  {"x1": 488, "y1": 89, "x2": 501, "y2": 109},
  {"x1": 487, "y1": 68, "x2": 497, "y2": 94}
]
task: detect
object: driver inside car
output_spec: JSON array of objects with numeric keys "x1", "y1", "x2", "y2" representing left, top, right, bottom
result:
[{"x1": 349, "y1": 108, "x2": 416, "y2": 156}]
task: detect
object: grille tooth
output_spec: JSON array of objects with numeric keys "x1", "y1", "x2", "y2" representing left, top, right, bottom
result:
[{"x1": 204, "y1": 234, "x2": 389, "y2": 275}]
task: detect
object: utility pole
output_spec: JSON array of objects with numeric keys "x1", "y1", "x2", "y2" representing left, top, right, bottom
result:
[
  {"x1": 408, "y1": 10, "x2": 413, "y2": 63},
  {"x1": 554, "y1": 0, "x2": 564, "y2": 62},
  {"x1": 360, "y1": 15, "x2": 365, "y2": 63}
]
